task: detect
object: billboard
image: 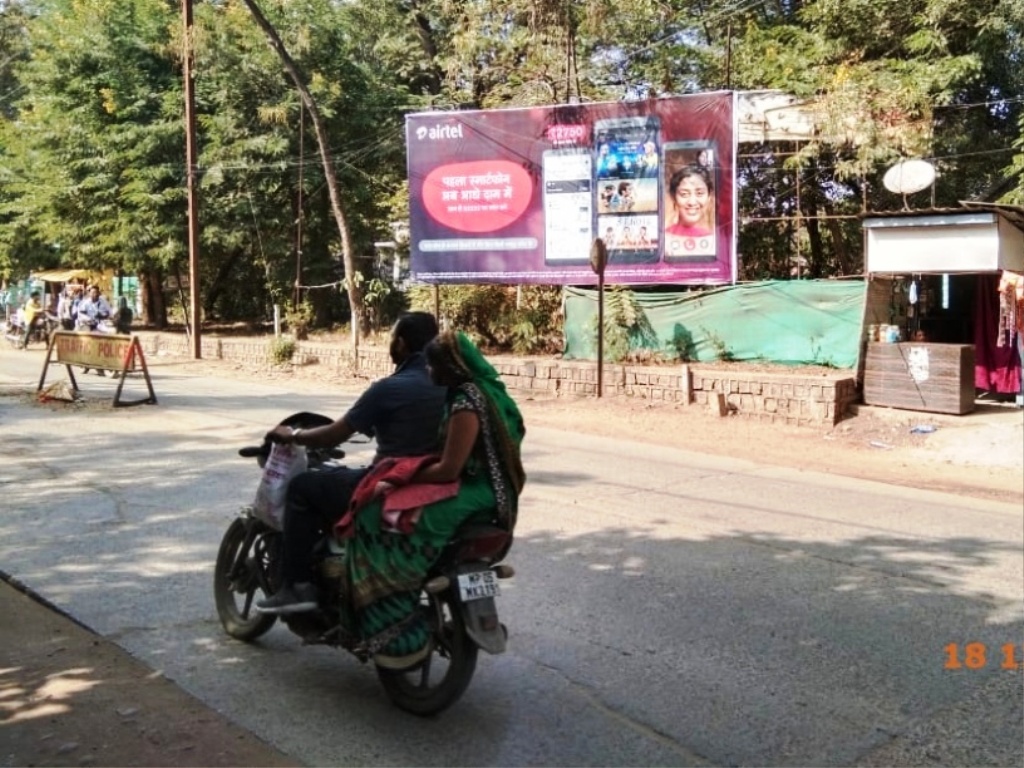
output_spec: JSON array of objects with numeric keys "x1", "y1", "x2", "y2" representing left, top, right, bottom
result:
[{"x1": 406, "y1": 92, "x2": 736, "y2": 285}]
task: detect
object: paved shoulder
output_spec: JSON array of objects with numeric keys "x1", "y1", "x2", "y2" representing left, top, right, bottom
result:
[{"x1": 0, "y1": 577, "x2": 298, "y2": 768}]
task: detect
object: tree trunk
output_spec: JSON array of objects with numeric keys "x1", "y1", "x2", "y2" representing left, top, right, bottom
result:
[
  {"x1": 141, "y1": 269, "x2": 167, "y2": 328},
  {"x1": 804, "y1": 193, "x2": 825, "y2": 278},
  {"x1": 203, "y1": 247, "x2": 244, "y2": 316},
  {"x1": 238, "y1": 0, "x2": 364, "y2": 337},
  {"x1": 825, "y1": 214, "x2": 855, "y2": 276}
]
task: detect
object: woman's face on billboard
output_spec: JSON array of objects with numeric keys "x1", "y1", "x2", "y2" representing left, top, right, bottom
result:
[{"x1": 673, "y1": 174, "x2": 710, "y2": 225}]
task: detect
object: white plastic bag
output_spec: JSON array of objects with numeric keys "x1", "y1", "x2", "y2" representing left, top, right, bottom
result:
[{"x1": 252, "y1": 443, "x2": 307, "y2": 530}]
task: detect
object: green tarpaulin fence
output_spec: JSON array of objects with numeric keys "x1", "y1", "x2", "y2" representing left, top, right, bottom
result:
[{"x1": 564, "y1": 280, "x2": 866, "y2": 368}]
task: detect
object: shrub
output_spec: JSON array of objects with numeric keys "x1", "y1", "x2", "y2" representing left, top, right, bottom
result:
[
  {"x1": 407, "y1": 285, "x2": 562, "y2": 354},
  {"x1": 590, "y1": 286, "x2": 659, "y2": 363},
  {"x1": 284, "y1": 301, "x2": 314, "y2": 340},
  {"x1": 268, "y1": 336, "x2": 296, "y2": 365}
]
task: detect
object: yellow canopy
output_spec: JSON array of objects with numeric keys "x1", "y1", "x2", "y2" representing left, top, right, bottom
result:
[{"x1": 30, "y1": 268, "x2": 93, "y2": 283}]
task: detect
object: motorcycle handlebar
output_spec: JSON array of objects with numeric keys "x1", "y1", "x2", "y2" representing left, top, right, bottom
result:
[{"x1": 237, "y1": 443, "x2": 345, "y2": 460}]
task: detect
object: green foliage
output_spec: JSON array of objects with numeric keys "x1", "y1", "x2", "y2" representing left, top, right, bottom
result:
[
  {"x1": 591, "y1": 313, "x2": 630, "y2": 363},
  {"x1": 670, "y1": 324, "x2": 697, "y2": 362},
  {"x1": 0, "y1": 0, "x2": 184, "y2": 283},
  {"x1": 268, "y1": 335, "x2": 296, "y2": 364},
  {"x1": 587, "y1": 286, "x2": 660, "y2": 363},
  {"x1": 701, "y1": 325, "x2": 734, "y2": 362},
  {"x1": 0, "y1": 0, "x2": 413, "y2": 326},
  {"x1": 500, "y1": 286, "x2": 563, "y2": 354},
  {"x1": 362, "y1": 276, "x2": 409, "y2": 333},
  {"x1": 283, "y1": 300, "x2": 314, "y2": 340},
  {"x1": 407, "y1": 284, "x2": 562, "y2": 354},
  {"x1": 1003, "y1": 110, "x2": 1024, "y2": 204},
  {"x1": 0, "y1": 0, "x2": 1020, "y2": 311}
]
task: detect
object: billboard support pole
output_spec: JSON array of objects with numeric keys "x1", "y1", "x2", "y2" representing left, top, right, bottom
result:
[
  {"x1": 597, "y1": 270, "x2": 604, "y2": 398},
  {"x1": 590, "y1": 239, "x2": 608, "y2": 399}
]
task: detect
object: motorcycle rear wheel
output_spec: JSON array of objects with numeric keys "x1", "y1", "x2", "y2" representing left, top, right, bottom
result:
[
  {"x1": 376, "y1": 589, "x2": 479, "y2": 716},
  {"x1": 213, "y1": 517, "x2": 279, "y2": 641}
]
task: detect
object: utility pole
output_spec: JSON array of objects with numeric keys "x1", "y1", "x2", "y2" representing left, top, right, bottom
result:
[
  {"x1": 725, "y1": 21, "x2": 733, "y2": 90},
  {"x1": 294, "y1": 104, "x2": 304, "y2": 309},
  {"x1": 182, "y1": 0, "x2": 201, "y2": 359}
]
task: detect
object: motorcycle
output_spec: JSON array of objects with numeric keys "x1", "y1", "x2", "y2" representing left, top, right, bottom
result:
[
  {"x1": 4, "y1": 311, "x2": 58, "y2": 349},
  {"x1": 212, "y1": 412, "x2": 515, "y2": 716}
]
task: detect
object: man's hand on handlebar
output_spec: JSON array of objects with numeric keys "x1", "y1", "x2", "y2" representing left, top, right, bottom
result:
[
  {"x1": 263, "y1": 424, "x2": 346, "y2": 460},
  {"x1": 265, "y1": 425, "x2": 298, "y2": 445}
]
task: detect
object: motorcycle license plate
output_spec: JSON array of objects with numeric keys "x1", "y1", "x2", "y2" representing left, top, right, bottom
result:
[{"x1": 457, "y1": 571, "x2": 500, "y2": 602}]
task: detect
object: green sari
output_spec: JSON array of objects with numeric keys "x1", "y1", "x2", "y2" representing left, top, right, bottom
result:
[{"x1": 340, "y1": 332, "x2": 526, "y2": 657}]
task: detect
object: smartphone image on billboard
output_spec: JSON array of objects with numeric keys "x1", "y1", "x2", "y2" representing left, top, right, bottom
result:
[
  {"x1": 663, "y1": 140, "x2": 718, "y2": 263},
  {"x1": 543, "y1": 148, "x2": 593, "y2": 264},
  {"x1": 593, "y1": 116, "x2": 661, "y2": 265}
]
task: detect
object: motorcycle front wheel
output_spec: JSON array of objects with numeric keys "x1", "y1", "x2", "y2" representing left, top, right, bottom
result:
[
  {"x1": 376, "y1": 589, "x2": 479, "y2": 716},
  {"x1": 213, "y1": 516, "x2": 279, "y2": 641}
]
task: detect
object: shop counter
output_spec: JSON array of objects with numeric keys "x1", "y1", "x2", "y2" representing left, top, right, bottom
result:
[{"x1": 863, "y1": 342, "x2": 975, "y2": 415}]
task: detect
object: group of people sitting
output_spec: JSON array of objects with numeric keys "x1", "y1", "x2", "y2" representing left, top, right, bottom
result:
[{"x1": 255, "y1": 312, "x2": 527, "y2": 670}]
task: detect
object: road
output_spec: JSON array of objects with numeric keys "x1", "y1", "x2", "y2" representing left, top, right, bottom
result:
[{"x1": 1, "y1": 346, "x2": 1022, "y2": 766}]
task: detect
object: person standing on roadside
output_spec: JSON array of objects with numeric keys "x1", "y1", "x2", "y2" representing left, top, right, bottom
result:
[
  {"x1": 57, "y1": 285, "x2": 82, "y2": 331},
  {"x1": 76, "y1": 285, "x2": 113, "y2": 374},
  {"x1": 75, "y1": 285, "x2": 112, "y2": 331},
  {"x1": 112, "y1": 296, "x2": 134, "y2": 335}
]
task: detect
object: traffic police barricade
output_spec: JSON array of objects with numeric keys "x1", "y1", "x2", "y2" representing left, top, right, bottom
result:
[{"x1": 37, "y1": 330, "x2": 157, "y2": 407}]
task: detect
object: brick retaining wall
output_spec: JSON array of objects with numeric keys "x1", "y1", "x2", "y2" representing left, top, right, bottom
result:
[
  {"x1": 138, "y1": 333, "x2": 857, "y2": 426},
  {"x1": 141, "y1": 333, "x2": 394, "y2": 375},
  {"x1": 492, "y1": 359, "x2": 857, "y2": 426}
]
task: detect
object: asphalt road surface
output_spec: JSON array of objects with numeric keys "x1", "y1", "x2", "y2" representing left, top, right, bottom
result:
[{"x1": 1, "y1": 347, "x2": 1022, "y2": 766}]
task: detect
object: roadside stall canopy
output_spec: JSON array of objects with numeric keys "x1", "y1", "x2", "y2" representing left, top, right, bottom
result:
[
  {"x1": 863, "y1": 205, "x2": 1024, "y2": 274},
  {"x1": 30, "y1": 268, "x2": 93, "y2": 282}
]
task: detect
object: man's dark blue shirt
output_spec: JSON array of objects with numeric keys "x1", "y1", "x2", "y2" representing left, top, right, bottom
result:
[{"x1": 344, "y1": 352, "x2": 446, "y2": 460}]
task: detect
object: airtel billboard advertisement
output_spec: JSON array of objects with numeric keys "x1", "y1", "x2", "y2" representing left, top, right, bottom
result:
[{"x1": 406, "y1": 92, "x2": 736, "y2": 285}]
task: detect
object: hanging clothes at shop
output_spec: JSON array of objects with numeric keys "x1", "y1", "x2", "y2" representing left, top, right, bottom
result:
[
  {"x1": 974, "y1": 273, "x2": 1022, "y2": 393},
  {"x1": 998, "y1": 270, "x2": 1024, "y2": 401}
]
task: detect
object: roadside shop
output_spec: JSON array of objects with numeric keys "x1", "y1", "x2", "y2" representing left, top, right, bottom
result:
[{"x1": 861, "y1": 203, "x2": 1024, "y2": 414}]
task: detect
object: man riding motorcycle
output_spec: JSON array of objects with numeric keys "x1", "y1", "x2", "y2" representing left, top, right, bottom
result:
[{"x1": 255, "y1": 311, "x2": 446, "y2": 614}]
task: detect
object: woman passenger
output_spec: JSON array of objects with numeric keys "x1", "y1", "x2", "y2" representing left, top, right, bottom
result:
[{"x1": 339, "y1": 331, "x2": 526, "y2": 669}]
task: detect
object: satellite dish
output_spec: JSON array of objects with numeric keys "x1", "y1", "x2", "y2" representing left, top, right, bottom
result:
[
  {"x1": 883, "y1": 160, "x2": 936, "y2": 210},
  {"x1": 883, "y1": 160, "x2": 936, "y2": 195}
]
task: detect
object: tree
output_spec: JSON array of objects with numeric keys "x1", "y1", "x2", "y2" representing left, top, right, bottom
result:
[
  {"x1": 235, "y1": 0, "x2": 363, "y2": 333},
  {"x1": 1, "y1": 0, "x2": 187, "y2": 321}
]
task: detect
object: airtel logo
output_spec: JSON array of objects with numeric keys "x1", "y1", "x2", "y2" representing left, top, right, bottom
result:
[{"x1": 415, "y1": 123, "x2": 465, "y2": 141}]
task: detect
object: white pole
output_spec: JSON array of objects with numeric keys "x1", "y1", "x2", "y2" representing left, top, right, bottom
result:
[{"x1": 273, "y1": 304, "x2": 281, "y2": 337}]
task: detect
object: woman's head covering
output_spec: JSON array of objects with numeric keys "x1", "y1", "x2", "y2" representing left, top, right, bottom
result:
[{"x1": 432, "y1": 331, "x2": 526, "y2": 526}]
